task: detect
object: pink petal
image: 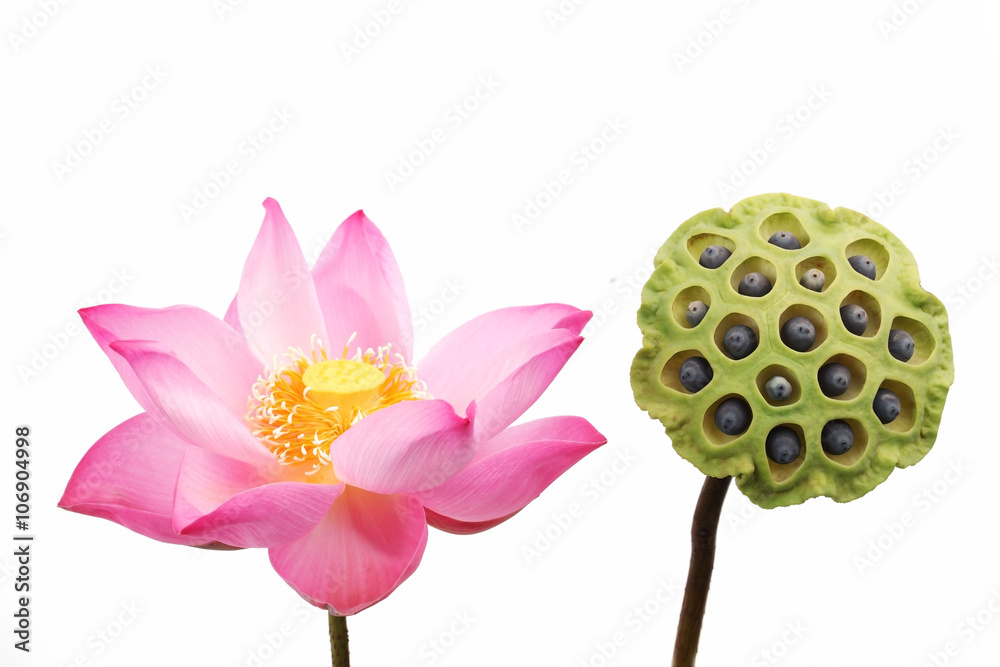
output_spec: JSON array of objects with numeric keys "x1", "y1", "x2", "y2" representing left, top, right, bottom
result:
[
  {"x1": 109, "y1": 339, "x2": 274, "y2": 466},
  {"x1": 173, "y1": 447, "x2": 343, "y2": 548},
  {"x1": 311, "y1": 210, "x2": 414, "y2": 360},
  {"x1": 424, "y1": 508, "x2": 518, "y2": 535},
  {"x1": 417, "y1": 304, "x2": 590, "y2": 413},
  {"x1": 59, "y1": 414, "x2": 209, "y2": 546},
  {"x1": 420, "y1": 416, "x2": 605, "y2": 534},
  {"x1": 237, "y1": 198, "x2": 328, "y2": 360},
  {"x1": 469, "y1": 331, "x2": 583, "y2": 441},
  {"x1": 269, "y1": 487, "x2": 428, "y2": 615},
  {"x1": 223, "y1": 295, "x2": 241, "y2": 332},
  {"x1": 331, "y1": 399, "x2": 474, "y2": 494},
  {"x1": 80, "y1": 304, "x2": 260, "y2": 418}
]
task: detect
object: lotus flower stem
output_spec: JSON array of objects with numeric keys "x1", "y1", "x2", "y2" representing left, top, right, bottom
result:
[
  {"x1": 329, "y1": 614, "x2": 350, "y2": 667},
  {"x1": 672, "y1": 475, "x2": 731, "y2": 667}
]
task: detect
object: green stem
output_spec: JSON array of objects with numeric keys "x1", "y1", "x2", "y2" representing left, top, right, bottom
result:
[
  {"x1": 329, "y1": 614, "x2": 350, "y2": 667},
  {"x1": 672, "y1": 475, "x2": 731, "y2": 667}
]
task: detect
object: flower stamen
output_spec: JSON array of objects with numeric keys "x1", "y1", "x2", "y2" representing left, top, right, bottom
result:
[{"x1": 246, "y1": 336, "x2": 428, "y2": 480}]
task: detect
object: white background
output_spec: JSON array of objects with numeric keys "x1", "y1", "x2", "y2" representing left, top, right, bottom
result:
[{"x1": 2, "y1": 1, "x2": 998, "y2": 666}]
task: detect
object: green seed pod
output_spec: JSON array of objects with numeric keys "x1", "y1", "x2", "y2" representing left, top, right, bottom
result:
[{"x1": 630, "y1": 193, "x2": 954, "y2": 508}]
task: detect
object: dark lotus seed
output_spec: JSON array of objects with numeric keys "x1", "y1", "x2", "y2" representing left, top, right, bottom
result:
[
  {"x1": 765, "y1": 426, "x2": 801, "y2": 464},
  {"x1": 714, "y1": 397, "x2": 752, "y2": 436},
  {"x1": 768, "y1": 231, "x2": 801, "y2": 250},
  {"x1": 821, "y1": 420, "x2": 855, "y2": 456},
  {"x1": 723, "y1": 324, "x2": 758, "y2": 360},
  {"x1": 818, "y1": 363, "x2": 852, "y2": 397},
  {"x1": 840, "y1": 304, "x2": 868, "y2": 336},
  {"x1": 764, "y1": 375, "x2": 792, "y2": 402},
  {"x1": 780, "y1": 316, "x2": 816, "y2": 352},
  {"x1": 738, "y1": 272, "x2": 772, "y2": 297},
  {"x1": 873, "y1": 388, "x2": 901, "y2": 424},
  {"x1": 799, "y1": 268, "x2": 825, "y2": 292},
  {"x1": 888, "y1": 329, "x2": 915, "y2": 362},
  {"x1": 848, "y1": 254, "x2": 877, "y2": 280},
  {"x1": 686, "y1": 300, "x2": 709, "y2": 327},
  {"x1": 699, "y1": 245, "x2": 731, "y2": 269},
  {"x1": 678, "y1": 357, "x2": 713, "y2": 393}
]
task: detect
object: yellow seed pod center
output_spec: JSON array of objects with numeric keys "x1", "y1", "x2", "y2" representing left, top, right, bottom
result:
[{"x1": 303, "y1": 359, "x2": 385, "y2": 411}]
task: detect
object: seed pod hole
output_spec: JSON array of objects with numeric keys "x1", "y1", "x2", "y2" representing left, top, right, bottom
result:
[
  {"x1": 889, "y1": 316, "x2": 935, "y2": 365},
  {"x1": 839, "y1": 291, "x2": 882, "y2": 337},
  {"x1": 795, "y1": 256, "x2": 837, "y2": 293},
  {"x1": 702, "y1": 394, "x2": 753, "y2": 445},
  {"x1": 755, "y1": 365, "x2": 801, "y2": 406},
  {"x1": 713, "y1": 313, "x2": 760, "y2": 361},
  {"x1": 822, "y1": 418, "x2": 869, "y2": 467},
  {"x1": 765, "y1": 423, "x2": 806, "y2": 482},
  {"x1": 729, "y1": 257, "x2": 777, "y2": 298},
  {"x1": 687, "y1": 233, "x2": 735, "y2": 268},
  {"x1": 759, "y1": 211, "x2": 810, "y2": 248},
  {"x1": 818, "y1": 354, "x2": 867, "y2": 401},
  {"x1": 875, "y1": 380, "x2": 917, "y2": 433},
  {"x1": 660, "y1": 349, "x2": 713, "y2": 394},
  {"x1": 778, "y1": 304, "x2": 828, "y2": 352},
  {"x1": 845, "y1": 238, "x2": 890, "y2": 281},
  {"x1": 671, "y1": 285, "x2": 713, "y2": 329}
]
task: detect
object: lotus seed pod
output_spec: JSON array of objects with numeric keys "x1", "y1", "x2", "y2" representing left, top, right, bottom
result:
[{"x1": 631, "y1": 193, "x2": 954, "y2": 508}]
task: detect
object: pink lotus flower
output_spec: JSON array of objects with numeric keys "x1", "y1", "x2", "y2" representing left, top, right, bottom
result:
[{"x1": 60, "y1": 199, "x2": 606, "y2": 615}]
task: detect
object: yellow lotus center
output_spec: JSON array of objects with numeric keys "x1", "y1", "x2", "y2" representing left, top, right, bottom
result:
[
  {"x1": 302, "y1": 359, "x2": 385, "y2": 412},
  {"x1": 246, "y1": 336, "x2": 427, "y2": 480}
]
